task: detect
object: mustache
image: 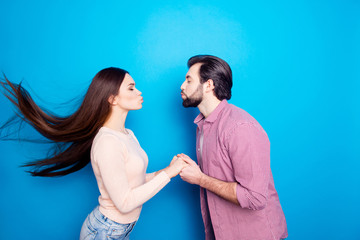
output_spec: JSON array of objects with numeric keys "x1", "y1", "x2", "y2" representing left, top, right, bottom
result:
[{"x1": 181, "y1": 91, "x2": 187, "y2": 97}]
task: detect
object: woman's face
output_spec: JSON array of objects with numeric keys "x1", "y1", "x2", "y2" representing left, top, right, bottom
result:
[{"x1": 112, "y1": 73, "x2": 143, "y2": 111}]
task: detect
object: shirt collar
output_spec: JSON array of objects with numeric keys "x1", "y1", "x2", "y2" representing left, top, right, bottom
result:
[{"x1": 194, "y1": 99, "x2": 228, "y2": 125}]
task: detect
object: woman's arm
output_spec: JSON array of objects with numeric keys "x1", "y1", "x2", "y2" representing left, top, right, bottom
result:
[{"x1": 95, "y1": 135, "x2": 186, "y2": 213}]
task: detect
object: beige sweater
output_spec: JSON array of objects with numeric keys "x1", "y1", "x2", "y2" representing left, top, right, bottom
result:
[{"x1": 91, "y1": 127, "x2": 170, "y2": 224}]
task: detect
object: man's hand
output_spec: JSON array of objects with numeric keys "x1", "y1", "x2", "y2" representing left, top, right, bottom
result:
[
  {"x1": 177, "y1": 153, "x2": 239, "y2": 205},
  {"x1": 178, "y1": 153, "x2": 204, "y2": 185},
  {"x1": 164, "y1": 156, "x2": 188, "y2": 178}
]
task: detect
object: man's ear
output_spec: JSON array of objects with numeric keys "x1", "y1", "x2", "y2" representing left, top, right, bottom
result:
[{"x1": 205, "y1": 79, "x2": 215, "y2": 92}]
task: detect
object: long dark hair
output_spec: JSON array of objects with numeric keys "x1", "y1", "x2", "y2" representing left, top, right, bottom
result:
[
  {"x1": 188, "y1": 55, "x2": 232, "y2": 100},
  {"x1": 0, "y1": 67, "x2": 128, "y2": 177}
]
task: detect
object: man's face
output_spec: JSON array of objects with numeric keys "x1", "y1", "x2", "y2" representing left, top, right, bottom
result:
[{"x1": 180, "y1": 63, "x2": 204, "y2": 108}]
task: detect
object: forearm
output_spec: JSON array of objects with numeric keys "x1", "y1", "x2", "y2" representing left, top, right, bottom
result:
[
  {"x1": 145, "y1": 171, "x2": 160, "y2": 182},
  {"x1": 147, "y1": 156, "x2": 186, "y2": 182},
  {"x1": 200, "y1": 174, "x2": 239, "y2": 205},
  {"x1": 146, "y1": 166, "x2": 175, "y2": 182},
  {"x1": 147, "y1": 167, "x2": 173, "y2": 181},
  {"x1": 113, "y1": 171, "x2": 170, "y2": 213}
]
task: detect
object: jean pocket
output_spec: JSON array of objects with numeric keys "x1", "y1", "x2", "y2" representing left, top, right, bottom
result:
[
  {"x1": 82, "y1": 231, "x2": 98, "y2": 240},
  {"x1": 108, "y1": 223, "x2": 134, "y2": 239},
  {"x1": 80, "y1": 216, "x2": 98, "y2": 240}
]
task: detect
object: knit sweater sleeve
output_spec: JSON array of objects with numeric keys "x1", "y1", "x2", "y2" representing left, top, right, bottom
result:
[{"x1": 93, "y1": 134, "x2": 170, "y2": 213}]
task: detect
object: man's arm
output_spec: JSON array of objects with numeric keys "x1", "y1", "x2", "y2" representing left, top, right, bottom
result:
[{"x1": 179, "y1": 154, "x2": 239, "y2": 205}]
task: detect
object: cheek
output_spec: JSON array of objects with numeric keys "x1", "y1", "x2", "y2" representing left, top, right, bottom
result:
[
  {"x1": 188, "y1": 85, "x2": 198, "y2": 95},
  {"x1": 117, "y1": 93, "x2": 141, "y2": 109},
  {"x1": 185, "y1": 85, "x2": 193, "y2": 93},
  {"x1": 119, "y1": 91, "x2": 137, "y2": 101}
]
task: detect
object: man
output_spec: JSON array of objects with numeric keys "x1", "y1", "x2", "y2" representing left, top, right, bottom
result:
[{"x1": 179, "y1": 55, "x2": 288, "y2": 240}]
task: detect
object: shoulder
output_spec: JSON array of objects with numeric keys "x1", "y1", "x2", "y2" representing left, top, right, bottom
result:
[
  {"x1": 91, "y1": 129, "x2": 130, "y2": 164},
  {"x1": 225, "y1": 104, "x2": 254, "y2": 122},
  {"x1": 126, "y1": 128, "x2": 135, "y2": 138},
  {"x1": 221, "y1": 104, "x2": 257, "y2": 128},
  {"x1": 95, "y1": 128, "x2": 123, "y2": 142},
  {"x1": 220, "y1": 104, "x2": 267, "y2": 139},
  {"x1": 92, "y1": 128, "x2": 127, "y2": 152},
  {"x1": 126, "y1": 129, "x2": 140, "y2": 144}
]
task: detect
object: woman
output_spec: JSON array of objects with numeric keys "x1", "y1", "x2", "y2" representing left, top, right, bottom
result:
[{"x1": 0, "y1": 67, "x2": 187, "y2": 240}]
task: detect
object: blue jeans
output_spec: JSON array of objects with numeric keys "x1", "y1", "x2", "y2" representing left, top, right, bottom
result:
[{"x1": 80, "y1": 206, "x2": 136, "y2": 240}]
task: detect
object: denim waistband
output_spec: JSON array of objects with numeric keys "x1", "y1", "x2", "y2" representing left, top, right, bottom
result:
[{"x1": 91, "y1": 206, "x2": 135, "y2": 227}]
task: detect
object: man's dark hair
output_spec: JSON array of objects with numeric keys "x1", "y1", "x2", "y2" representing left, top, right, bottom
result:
[{"x1": 187, "y1": 55, "x2": 232, "y2": 100}]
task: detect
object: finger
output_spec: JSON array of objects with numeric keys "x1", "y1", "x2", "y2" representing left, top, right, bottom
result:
[
  {"x1": 181, "y1": 154, "x2": 192, "y2": 161},
  {"x1": 178, "y1": 155, "x2": 192, "y2": 162},
  {"x1": 181, "y1": 157, "x2": 196, "y2": 166},
  {"x1": 180, "y1": 153, "x2": 190, "y2": 158},
  {"x1": 181, "y1": 157, "x2": 192, "y2": 165},
  {"x1": 181, "y1": 165, "x2": 189, "y2": 171},
  {"x1": 182, "y1": 162, "x2": 189, "y2": 168}
]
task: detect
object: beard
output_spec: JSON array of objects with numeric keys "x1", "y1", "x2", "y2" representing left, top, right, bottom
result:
[{"x1": 182, "y1": 85, "x2": 203, "y2": 108}]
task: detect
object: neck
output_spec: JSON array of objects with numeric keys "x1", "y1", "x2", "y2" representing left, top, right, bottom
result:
[
  {"x1": 103, "y1": 108, "x2": 129, "y2": 133},
  {"x1": 198, "y1": 96, "x2": 222, "y2": 118}
]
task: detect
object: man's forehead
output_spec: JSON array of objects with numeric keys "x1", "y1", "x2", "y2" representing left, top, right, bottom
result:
[{"x1": 187, "y1": 63, "x2": 202, "y2": 77}]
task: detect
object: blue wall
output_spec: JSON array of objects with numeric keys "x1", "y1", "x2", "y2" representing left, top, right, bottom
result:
[{"x1": 0, "y1": 1, "x2": 359, "y2": 239}]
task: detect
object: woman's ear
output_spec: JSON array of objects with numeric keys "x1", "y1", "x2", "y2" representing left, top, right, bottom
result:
[{"x1": 108, "y1": 95, "x2": 117, "y2": 105}]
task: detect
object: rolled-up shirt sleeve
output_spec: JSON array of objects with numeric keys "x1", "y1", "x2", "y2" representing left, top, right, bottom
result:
[{"x1": 226, "y1": 122, "x2": 271, "y2": 210}]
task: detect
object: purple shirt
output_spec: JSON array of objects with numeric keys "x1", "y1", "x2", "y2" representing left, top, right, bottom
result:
[{"x1": 194, "y1": 100, "x2": 288, "y2": 240}]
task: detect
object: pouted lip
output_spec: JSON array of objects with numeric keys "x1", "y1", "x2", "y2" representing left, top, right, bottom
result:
[{"x1": 181, "y1": 93, "x2": 186, "y2": 99}]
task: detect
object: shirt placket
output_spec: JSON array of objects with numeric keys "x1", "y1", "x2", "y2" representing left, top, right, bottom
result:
[
  {"x1": 196, "y1": 123, "x2": 204, "y2": 171},
  {"x1": 201, "y1": 122, "x2": 210, "y2": 174},
  {"x1": 204, "y1": 122, "x2": 218, "y2": 239}
]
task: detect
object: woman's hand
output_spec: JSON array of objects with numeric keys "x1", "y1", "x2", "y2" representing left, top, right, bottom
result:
[{"x1": 164, "y1": 156, "x2": 188, "y2": 178}]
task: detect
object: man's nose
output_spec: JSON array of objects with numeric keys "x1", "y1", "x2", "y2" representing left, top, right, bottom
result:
[{"x1": 180, "y1": 81, "x2": 185, "y2": 90}]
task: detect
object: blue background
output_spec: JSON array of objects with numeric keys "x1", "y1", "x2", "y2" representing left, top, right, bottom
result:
[{"x1": 0, "y1": 1, "x2": 359, "y2": 239}]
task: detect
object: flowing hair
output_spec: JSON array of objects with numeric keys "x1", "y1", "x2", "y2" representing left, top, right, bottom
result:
[{"x1": 0, "y1": 67, "x2": 128, "y2": 177}]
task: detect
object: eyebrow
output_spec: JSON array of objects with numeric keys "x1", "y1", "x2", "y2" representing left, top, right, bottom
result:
[
  {"x1": 186, "y1": 75, "x2": 193, "y2": 80},
  {"x1": 128, "y1": 83, "x2": 135, "y2": 87}
]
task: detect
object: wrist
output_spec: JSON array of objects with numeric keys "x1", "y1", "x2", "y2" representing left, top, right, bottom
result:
[
  {"x1": 198, "y1": 172, "x2": 206, "y2": 186},
  {"x1": 164, "y1": 166, "x2": 174, "y2": 179}
]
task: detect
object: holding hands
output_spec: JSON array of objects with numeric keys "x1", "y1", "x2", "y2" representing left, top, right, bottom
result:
[
  {"x1": 177, "y1": 153, "x2": 204, "y2": 185},
  {"x1": 164, "y1": 153, "x2": 204, "y2": 184},
  {"x1": 164, "y1": 156, "x2": 188, "y2": 178}
]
